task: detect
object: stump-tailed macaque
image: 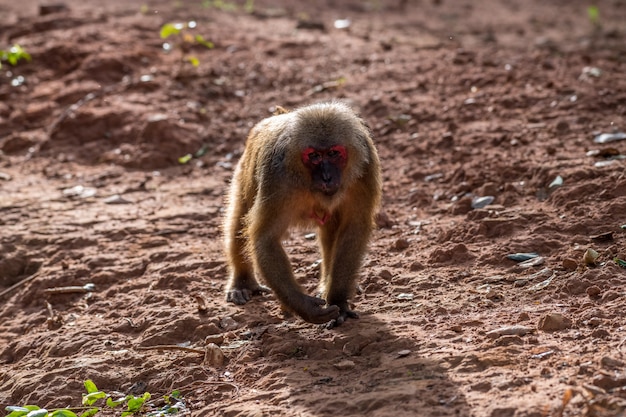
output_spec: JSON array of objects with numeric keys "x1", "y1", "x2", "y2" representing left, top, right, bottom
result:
[{"x1": 224, "y1": 102, "x2": 381, "y2": 327}]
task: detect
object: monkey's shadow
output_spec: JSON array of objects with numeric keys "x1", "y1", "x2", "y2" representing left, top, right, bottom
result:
[{"x1": 240, "y1": 305, "x2": 472, "y2": 416}]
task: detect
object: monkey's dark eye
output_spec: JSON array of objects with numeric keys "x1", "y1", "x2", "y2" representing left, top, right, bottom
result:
[
  {"x1": 308, "y1": 152, "x2": 322, "y2": 164},
  {"x1": 327, "y1": 150, "x2": 339, "y2": 158}
]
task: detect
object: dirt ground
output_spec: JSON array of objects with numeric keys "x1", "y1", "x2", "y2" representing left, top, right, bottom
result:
[{"x1": 1, "y1": 0, "x2": 626, "y2": 416}]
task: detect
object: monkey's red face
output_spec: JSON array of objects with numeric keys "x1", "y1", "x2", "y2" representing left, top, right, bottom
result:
[{"x1": 301, "y1": 145, "x2": 347, "y2": 196}]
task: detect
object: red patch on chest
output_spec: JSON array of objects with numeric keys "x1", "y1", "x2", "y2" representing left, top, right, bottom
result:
[{"x1": 310, "y1": 209, "x2": 330, "y2": 225}]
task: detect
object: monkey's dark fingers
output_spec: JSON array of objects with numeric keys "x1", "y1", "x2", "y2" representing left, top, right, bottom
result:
[
  {"x1": 325, "y1": 308, "x2": 359, "y2": 329},
  {"x1": 298, "y1": 295, "x2": 340, "y2": 324},
  {"x1": 226, "y1": 285, "x2": 271, "y2": 305}
]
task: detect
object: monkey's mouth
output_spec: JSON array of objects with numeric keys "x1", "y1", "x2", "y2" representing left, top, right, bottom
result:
[{"x1": 314, "y1": 184, "x2": 339, "y2": 197}]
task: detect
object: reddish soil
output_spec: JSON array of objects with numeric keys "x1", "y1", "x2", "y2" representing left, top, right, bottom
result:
[{"x1": 1, "y1": 0, "x2": 626, "y2": 416}]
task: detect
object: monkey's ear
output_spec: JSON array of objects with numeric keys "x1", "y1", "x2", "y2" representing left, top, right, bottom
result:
[{"x1": 273, "y1": 106, "x2": 290, "y2": 115}]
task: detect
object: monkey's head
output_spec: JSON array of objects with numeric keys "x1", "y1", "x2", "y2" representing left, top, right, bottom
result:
[{"x1": 283, "y1": 102, "x2": 371, "y2": 200}]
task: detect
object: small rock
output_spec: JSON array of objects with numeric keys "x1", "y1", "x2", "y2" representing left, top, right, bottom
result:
[
  {"x1": 471, "y1": 196, "x2": 495, "y2": 209},
  {"x1": 600, "y1": 356, "x2": 625, "y2": 370},
  {"x1": 582, "y1": 248, "x2": 599, "y2": 265},
  {"x1": 486, "y1": 325, "x2": 534, "y2": 339},
  {"x1": 507, "y1": 252, "x2": 539, "y2": 262},
  {"x1": 62, "y1": 185, "x2": 97, "y2": 199},
  {"x1": 393, "y1": 238, "x2": 410, "y2": 251},
  {"x1": 495, "y1": 335, "x2": 524, "y2": 346},
  {"x1": 204, "y1": 343, "x2": 225, "y2": 366},
  {"x1": 397, "y1": 349, "x2": 411, "y2": 357},
  {"x1": 590, "y1": 328, "x2": 610, "y2": 339},
  {"x1": 555, "y1": 120, "x2": 569, "y2": 133},
  {"x1": 220, "y1": 316, "x2": 239, "y2": 331},
  {"x1": 333, "y1": 360, "x2": 355, "y2": 370},
  {"x1": 409, "y1": 261, "x2": 425, "y2": 271},
  {"x1": 517, "y1": 256, "x2": 545, "y2": 269},
  {"x1": 537, "y1": 313, "x2": 572, "y2": 331},
  {"x1": 378, "y1": 269, "x2": 393, "y2": 280},
  {"x1": 586, "y1": 285, "x2": 602, "y2": 298},
  {"x1": 375, "y1": 211, "x2": 393, "y2": 228},
  {"x1": 562, "y1": 258, "x2": 578, "y2": 271},
  {"x1": 204, "y1": 334, "x2": 225, "y2": 345},
  {"x1": 104, "y1": 194, "x2": 132, "y2": 204},
  {"x1": 470, "y1": 381, "x2": 492, "y2": 392},
  {"x1": 592, "y1": 373, "x2": 626, "y2": 390},
  {"x1": 396, "y1": 293, "x2": 414, "y2": 300}
]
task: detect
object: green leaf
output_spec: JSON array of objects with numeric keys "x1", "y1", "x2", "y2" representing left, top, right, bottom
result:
[
  {"x1": 26, "y1": 410, "x2": 48, "y2": 417},
  {"x1": 78, "y1": 409, "x2": 99, "y2": 417},
  {"x1": 587, "y1": 6, "x2": 600, "y2": 25},
  {"x1": 615, "y1": 258, "x2": 626, "y2": 268},
  {"x1": 186, "y1": 56, "x2": 200, "y2": 67},
  {"x1": 160, "y1": 23, "x2": 182, "y2": 39},
  {"x1": 194, "y1": 35, "x2": 214, "y2": 49},
  {"x1": 82, "y1": 391, "x2": 106, "y2": 406},
  {"x1": 50, "y1": 410, "x2": 78, "y2": 417},
  {"x1": 178, "y1": 154, "x2": 192, "y2": 164},
  {"x1": 126, "y1": 393, "x2": 150, "y2": 413},
  {"x1": 5, "y1": 406, "x2": 31, "y2": 417},
  {"x1": 84, "y1": 380, "x2": 98, "y2": 394},
  {"x1": 106, "y1": 396, "x2": 127, "y2": 408}
]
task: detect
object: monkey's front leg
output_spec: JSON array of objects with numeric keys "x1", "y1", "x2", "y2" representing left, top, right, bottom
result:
[
  {"x1": 320, "y1": 221, "x2": 371, "y2": 327},
  {"x1": 254, "y1": 237, "x2": 340, "y2": 324}
]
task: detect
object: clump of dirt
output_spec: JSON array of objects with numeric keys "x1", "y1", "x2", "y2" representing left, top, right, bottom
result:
[{"x1": 1, "y1": 0, "x2": 626, "y2": 416}]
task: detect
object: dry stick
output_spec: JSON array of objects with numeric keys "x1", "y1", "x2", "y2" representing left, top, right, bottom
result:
[
  {"x1": 134, "y1": 345, "x2": 206, "y2": 354},
  {"x1": 0, "y1": 271, "x2": 42, "y2": 300},
  {"x1": 617, "y1": 337, "x2": 626, "y2": 352}
]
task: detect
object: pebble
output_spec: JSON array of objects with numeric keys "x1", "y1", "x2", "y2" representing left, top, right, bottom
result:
[
  {"x1": 582, "y1": 248, "x2": 599, "y2": 265},
  {"x1": 600, "y1": 356, "x2": 625, "y2": 370},
  {"x1": 537, "y1": 313, "x2": 572, "y2": 331},
  {"x1": 397, "y1": 349, "x2": 411, "y2": 357},
  {"x1": 495, "y1": 335, "x2": 524, "y2": 346},
  {"x1": 204, "y1": 343, "x2": 225, "y2": 366},
  {"x1": 486, "y1": 325, "x2": 534, "y2": 339},
  {"x1": 104, "y1": 194, "x2": 132, "y2": 204},
  {"x1": 396, "y1": 293, "x2": 414, "y2": 300},
  {"x1": 393, "y1": 238, "x2": 410, "y2": 250},
  {"x1": 516, "y1": 256, "x2": 545, "y2": 269},
  {"x1": 205, "y1": 334, "x2": 225, "y2": 345},
  {"x1": 471, "y1": 196, "x2": 495, "y2": 209},
  {"x1": 220, "y1": 316, "x2": 239, "y2": 331},
  {"x1": 586, "y1": 285, "x2": 602, "y2": 298},
  {"x1": 333, "y1": 360, "x2": 355, "y2": 370},
  {"x1": 561, "y1": 258, "x2": 578, "y2": 271}
]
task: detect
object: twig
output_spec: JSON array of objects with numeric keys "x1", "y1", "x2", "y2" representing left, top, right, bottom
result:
[
  {"x1": 618, "y1": 337, "x2": 626, "y2": 351},
  {"x1": 0, "y1": 271, "x2": 42, "y2": 300},
  {"x1": 135, "y1": 345, "x2": 206, "y2": 354},
  {"x1": 43, "y1": 284, "x2": 95, "y2": 295}
]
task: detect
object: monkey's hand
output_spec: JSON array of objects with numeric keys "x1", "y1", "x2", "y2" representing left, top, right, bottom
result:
[
  {"x1": 226, "y1": 284, "x2": 271, "y2": 305},
  {"x1": 295, "y1": 295, "x2": 340, "y2": 324}
]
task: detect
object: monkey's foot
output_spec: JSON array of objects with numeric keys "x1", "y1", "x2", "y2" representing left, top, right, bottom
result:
[
  {"x1": 325, "y1": 308, "x2": 359, "y2": 329},
  {"x1": 226, "y1": 284, "x2": 271, "y2": 305}
]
